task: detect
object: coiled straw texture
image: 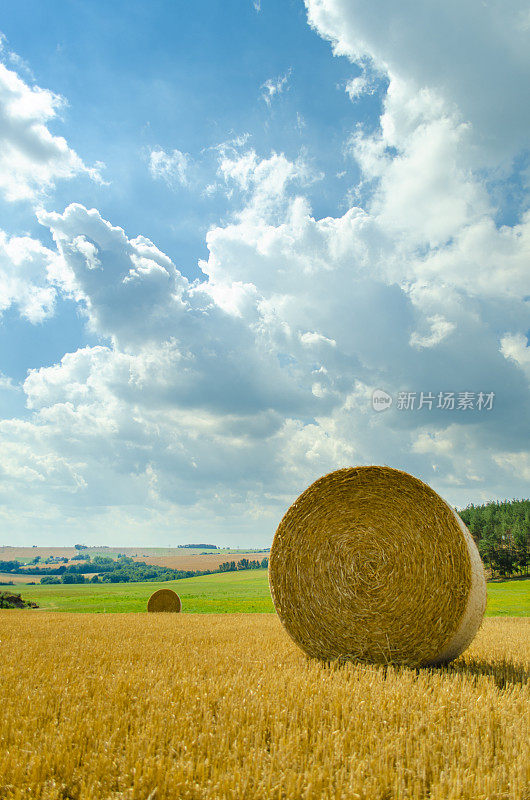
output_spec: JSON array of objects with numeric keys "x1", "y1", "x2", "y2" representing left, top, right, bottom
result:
[
  {"x1": 147, "y1": 589, "x2": 182, "y2": 613},
  {"x1": 269, "y1": 466, "x2": 486, "y2": 667}
]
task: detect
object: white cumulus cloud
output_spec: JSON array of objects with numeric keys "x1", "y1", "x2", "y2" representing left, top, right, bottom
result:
[
  {"x1": 0, "y1": 58, "x2": 102, "y2": 202},
  {"x1": 0, "y1": 231, "x2": 59, "y2": 322},
  {"x1": 305, "y1": 0, "x2": 530, "y2": 159}
]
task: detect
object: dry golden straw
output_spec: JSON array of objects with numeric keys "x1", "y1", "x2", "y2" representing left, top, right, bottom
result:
[
  {"x1": 147, "y1": 588, "x2": 181, "y2": 613},
  {"x1": 1, "y1": 614, "x2": 528, "y2": 800},
  {"x1": 269, "y1": 466, "x2": 486, "y2": 666}
]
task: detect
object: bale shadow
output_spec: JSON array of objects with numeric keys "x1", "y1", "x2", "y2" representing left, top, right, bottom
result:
[
  {"x1": 321, "y1": 655, "x2": 529, "y2": 689},
  {"x1": 438, "y1": 657, "x2": 529, "y2": 689}
]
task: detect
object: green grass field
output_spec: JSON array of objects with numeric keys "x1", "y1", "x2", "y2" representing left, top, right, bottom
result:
[
  {"x1": 483, "y1": 578, "x2": 529, "y2": 616},
  {"x1": 6, "y1": 571, "x2": 529, "y2": 615},
  {"x1": 17, "y1": 570, "x2": 274, "y2": 613}
]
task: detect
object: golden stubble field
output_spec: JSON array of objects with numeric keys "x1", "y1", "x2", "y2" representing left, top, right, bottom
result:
[{"x1": 0, "y1": 614, "x2": 528, "y2": 800}]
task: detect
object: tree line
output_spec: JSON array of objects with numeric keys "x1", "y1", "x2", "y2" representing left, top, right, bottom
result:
[
  {"x1": 219, "y1": 558, "x2": 269, "y2": 572},
  {"x1": 458, "y1": 499, "x2": 529, "y2": 577},
  {"x1": 0, "y1": 555, "x2": 214, "y2": 584},
  {"x1": 0, "y1": 554, "x2": 270, "y2": 584}
]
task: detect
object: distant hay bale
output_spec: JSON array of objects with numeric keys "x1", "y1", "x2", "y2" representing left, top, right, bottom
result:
[
  {"x1": 147, "y1": 589, "x2": 181, "y2": 613},
  {"x1": 269, "y1": 466, "x2": 486, "y2": 667}
]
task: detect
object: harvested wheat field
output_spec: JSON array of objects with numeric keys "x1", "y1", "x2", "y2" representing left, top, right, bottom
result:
[
  {"x1": 0, "y1": 614, "x2": 528, "y2": 800},
  {"x1": 0, "y1": 573, "x2": 44, "y2": 584},
  {"x1": 131, "y1": 551, "x2": 269, "y2": 571}
]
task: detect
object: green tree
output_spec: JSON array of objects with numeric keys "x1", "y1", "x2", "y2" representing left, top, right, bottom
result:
[{"x1": 62, "y1": 573, "x2": 86, "y2": 584}]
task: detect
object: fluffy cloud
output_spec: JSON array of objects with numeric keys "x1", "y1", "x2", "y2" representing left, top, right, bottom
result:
[
  {"x1": 36, "y1": 202, "x2": 330, "y2": 420},
  {"x1": 37, "y1": 203, "x2": 191, "y2": 344},
  {"x1": 305, "y1": 0, "x2": 530, "y2": 159},
  {"x1": 0, "y1": 231, "x2": 59, "y2": 322},
  {"x1": 0, "y1": 58, "x2": 101, "y2": 202},
  {"x1": 500, "y1": 333, "x2": 530, "y2": 380},
  {"x1": 217, "y1": 147, "x2": 320, "y2": 224}
]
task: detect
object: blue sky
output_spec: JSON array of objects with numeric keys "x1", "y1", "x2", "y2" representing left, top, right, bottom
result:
[{"x1": 0, "y1": 0, "x2": 529, "y2": 545}]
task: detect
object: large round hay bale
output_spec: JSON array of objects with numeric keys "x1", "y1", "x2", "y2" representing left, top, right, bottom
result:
[
  {"x1": 269, "y1": 466, "x2": 486, "y2": 666},
  {"x1": 147, "y1": 588, "x2": 181, "y2": 613}
]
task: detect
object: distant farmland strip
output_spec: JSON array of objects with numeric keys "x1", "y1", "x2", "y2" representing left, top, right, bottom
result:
[{"x1": 131, "y1": 552, "x2": 269, "y2": 571}]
